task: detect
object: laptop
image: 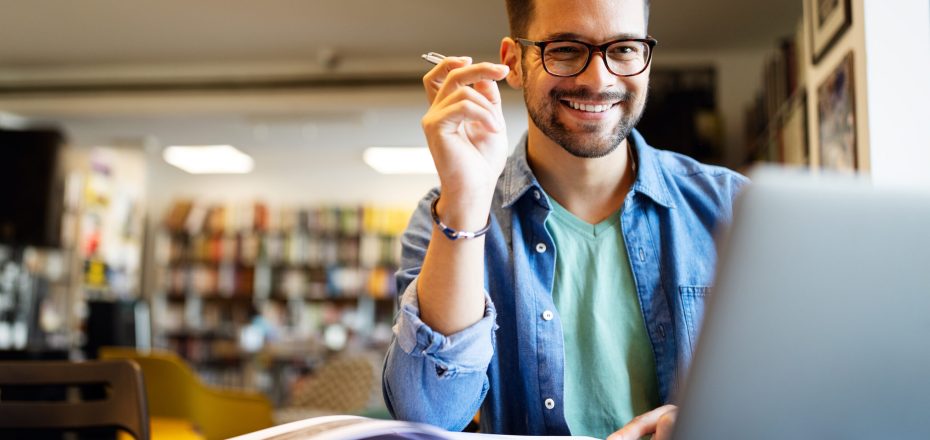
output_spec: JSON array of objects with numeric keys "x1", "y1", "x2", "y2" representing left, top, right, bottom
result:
[{"x1": 672, "y1": 168, "x2": 930, "y2": 439}]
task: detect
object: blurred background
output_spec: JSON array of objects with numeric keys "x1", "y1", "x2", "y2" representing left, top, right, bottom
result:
[{"x1": 1, "y1": 0, "x2": 906, "y2": 426}]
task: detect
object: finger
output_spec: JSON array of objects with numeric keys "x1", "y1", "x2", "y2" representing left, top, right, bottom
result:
[
  {"x1": 434, "y1": 86, "x2": 500, "y2": 120},
  {"x1": 607, "y1": 405, "x2": 678, "y2": 440},
  {"x1": 423, "y1": 56, "x2": 472, "y2": 104},
  {"x1": 653, "y1": 408, "x2": 678, "y2": 440},
  {"x1": 473, "y1": 77, "x2": 503, "y2": 108},
  {"x1": 472, "y1": 79, "x2": 504, "y2": 129},
  {"x1": 463, "y1": 117, "x2": 506, "y2": 159},
  {"x1": 423, "y1": 100, "x2": 502, "y2": 137},
  {"x1": 432, "y1": 86, "x2": 505, "y2": 146},
  {"x1": 422, "y1": 101, "x2": 501, "y2": 170},
  {"x1": 433, "y1": 62, "x2": 509, "y2": 105},
  {"x1": 468, "y1": 63, "x2": 505, "y2": 107}
]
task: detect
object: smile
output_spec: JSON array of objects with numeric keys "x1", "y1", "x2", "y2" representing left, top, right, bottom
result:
[{"x1": 563, "y1": 100, "x2": 619, "y2": 113}]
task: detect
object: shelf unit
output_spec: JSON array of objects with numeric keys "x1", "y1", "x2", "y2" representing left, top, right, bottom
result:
[{"x1": 152, "y1": 201, "x2": 409, "y2": 395}]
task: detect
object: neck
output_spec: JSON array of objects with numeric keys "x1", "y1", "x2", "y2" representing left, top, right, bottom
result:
[{"x1": 526, "y1": 125, "x2": 635, "y2": 224}]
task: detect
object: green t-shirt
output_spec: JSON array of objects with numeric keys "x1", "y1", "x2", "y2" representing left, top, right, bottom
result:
[{"x1": 545, "y1": 198, "x2": 660, "y2": 439}]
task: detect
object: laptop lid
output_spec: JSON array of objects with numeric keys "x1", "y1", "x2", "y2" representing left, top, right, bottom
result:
[{"x1": 672, "y1": 168, "x2": 930, "y2": 439}]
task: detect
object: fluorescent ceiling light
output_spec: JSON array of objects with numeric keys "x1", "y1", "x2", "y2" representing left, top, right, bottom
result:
[
  {"x1": 363, "y1": 147, "x2": 437, "y2": 175},
  {"x1": 163, "y1": 145, "x2": 254, "y2": 174}
]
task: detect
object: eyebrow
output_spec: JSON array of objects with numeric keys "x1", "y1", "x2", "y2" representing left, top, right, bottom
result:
[{"x1": 539, "y1": 32, "x2": 646, "y2": 42}]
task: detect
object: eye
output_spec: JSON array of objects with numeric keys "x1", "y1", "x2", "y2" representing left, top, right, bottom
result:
[
  {"x1": 545, "y1": 43, "x2": 586, "y2": 60},
  {"x1": 609, "y1": 44, "x2": 635, "y2": 54},
  {"x1": 607, "y1": 42, "x2": 643, "y2": 60}
]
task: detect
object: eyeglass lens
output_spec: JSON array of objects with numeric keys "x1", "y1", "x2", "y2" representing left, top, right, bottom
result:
[{"x1": 543, "y1": 41, "x2": 650, "y2": 76}]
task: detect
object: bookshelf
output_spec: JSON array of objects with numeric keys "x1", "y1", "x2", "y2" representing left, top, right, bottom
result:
[
  {"x1": 152, "y1": 200, "x2": 409, "y2": 395},
  {"x1": 742, "y1": 31, "x2": 808, "y2": 167}
]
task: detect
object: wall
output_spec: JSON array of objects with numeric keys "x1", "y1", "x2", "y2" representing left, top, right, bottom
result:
[
  {"x1": 860, "y1": 0, "x2": 930, "y2": 186},
  {"x1": 656, "y1": 50, "x2": 770, "y2": 167}
]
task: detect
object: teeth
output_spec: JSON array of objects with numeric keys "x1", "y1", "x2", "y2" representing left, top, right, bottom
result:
[{"x1": 567, "y1": 101, "x2": 612, "y2": 113}]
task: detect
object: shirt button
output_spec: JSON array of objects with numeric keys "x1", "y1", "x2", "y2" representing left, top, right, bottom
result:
[
  {"x1": 542, "y1": 310, "x2": 554, "y2": 321},
  {"x1": 536, "y1": 243, "x2": 547, "y2": 253},
  {"x1": 544, "y1": 398, "x2": 555, "y2": 410},
  {"x1": 638, "y1": 248, "x2": 646, "y2": 262},
  {"x1": 534, "y1": 190, "x2": 541, "y2": 200}
]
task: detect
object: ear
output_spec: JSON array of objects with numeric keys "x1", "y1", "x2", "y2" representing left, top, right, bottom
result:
[{"x1": 500, "y1": 37, "x2": 524, "y2": 90}]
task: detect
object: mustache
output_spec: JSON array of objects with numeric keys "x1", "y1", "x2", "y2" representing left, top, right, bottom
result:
[{"x1": 550, "y1": 88, "x2": 634, "y2": 103}]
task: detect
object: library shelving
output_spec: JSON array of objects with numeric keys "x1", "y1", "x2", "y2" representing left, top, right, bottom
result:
[{"x1": 152, "y1": 200, "x2": 409, "y2": 397}]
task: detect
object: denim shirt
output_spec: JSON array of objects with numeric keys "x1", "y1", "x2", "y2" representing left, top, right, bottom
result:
[{"x1": 382, "y1": 129, "x2": 748, "y2": 435}]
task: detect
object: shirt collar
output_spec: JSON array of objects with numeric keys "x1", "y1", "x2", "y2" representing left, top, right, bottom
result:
[
  {"x1": 500, "y1": 129, "x2": 676, "y2": 209},
  {"x1": 628, "y1": 129, "x2": 676, "y2": 209},
  {"x1": 500, "y1": 132, "x2": 540, "y2": 208}
]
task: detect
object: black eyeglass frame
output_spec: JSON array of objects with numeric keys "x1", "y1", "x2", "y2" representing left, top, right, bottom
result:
[{"x1": 516, "y1": 37, "x2": 658, "y2": 78}]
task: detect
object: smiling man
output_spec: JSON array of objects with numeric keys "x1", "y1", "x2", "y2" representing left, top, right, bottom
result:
[{"x1": 382, "y1": 1, "x2": 747, "y2": 439}]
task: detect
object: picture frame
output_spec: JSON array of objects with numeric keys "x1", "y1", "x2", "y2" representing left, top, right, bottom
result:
[
  {"x1": 817, "y1": 52, "x2": 857, "y2": 172},
  {"x1": 809, "y1": 0, "x2": 852, "y2": 64}
]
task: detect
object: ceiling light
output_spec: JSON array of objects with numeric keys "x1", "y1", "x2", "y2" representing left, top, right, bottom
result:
[
  {"x1": 163, "y1": 145, "x2": 254, "y2": 174},
  {"x1": 363, "y1": 147, "x2": 436, "y2": 175}
]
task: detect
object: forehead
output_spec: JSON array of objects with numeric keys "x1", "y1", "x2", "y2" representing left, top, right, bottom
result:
[{"x1": 527, "y1": 0, "x2": 647, "y2": 40}]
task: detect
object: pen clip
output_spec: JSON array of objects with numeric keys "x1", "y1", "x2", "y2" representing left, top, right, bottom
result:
[{"x1": 421, "y1": 52, "x2": 446, "y2": 65}]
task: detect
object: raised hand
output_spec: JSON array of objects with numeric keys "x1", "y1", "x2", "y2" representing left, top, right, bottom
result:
[{"x1": 421, "y1": 56, "x2": 510, "y2": 228}]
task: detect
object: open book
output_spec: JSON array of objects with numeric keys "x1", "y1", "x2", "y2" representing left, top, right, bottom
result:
[{"x1": 230, "y1": 415, "x2": 599, "y2": 440}]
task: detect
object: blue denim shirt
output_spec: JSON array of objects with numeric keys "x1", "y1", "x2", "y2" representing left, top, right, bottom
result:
[{"x1": 382, "y1": 129, "x2": 748, "y2": 435}]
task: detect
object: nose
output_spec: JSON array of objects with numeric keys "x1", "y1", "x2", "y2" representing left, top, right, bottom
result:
[{"x1": 574, "y1": 50, "x2": 615, "y2": 89}]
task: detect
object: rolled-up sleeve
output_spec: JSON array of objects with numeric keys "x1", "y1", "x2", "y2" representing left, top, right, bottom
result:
[
  {"x1": 382, "y1": 188, "x2": 498, "y2": 431},
  {"x1": 393, "y1": 279, "x2": 497, "y2": 375}
]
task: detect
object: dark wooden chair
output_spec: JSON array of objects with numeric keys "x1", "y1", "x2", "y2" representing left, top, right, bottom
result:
[{"x1": 0, "y1": 359, "x2": 149, "y2": 440}]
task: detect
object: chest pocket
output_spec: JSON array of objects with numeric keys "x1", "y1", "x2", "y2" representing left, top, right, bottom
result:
[{"x1": 679, "y1": 285, "x2": 711, "y2": 351}]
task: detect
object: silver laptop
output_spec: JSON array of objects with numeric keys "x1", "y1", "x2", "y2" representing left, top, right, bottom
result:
[{"x1": 672, "y1": 168, "x2": 930, "y2": 439}]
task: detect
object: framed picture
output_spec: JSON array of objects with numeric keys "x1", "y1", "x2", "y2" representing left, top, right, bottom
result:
[
  {"x1": 779, "y1": 90, "x2": 809, "y2": 166},
  {"x1": 809, "y1": 0, "x2": 852, "y2": 64},
  {"x1": 817, "y1": 52, "x2": 857, "y2": 172}
]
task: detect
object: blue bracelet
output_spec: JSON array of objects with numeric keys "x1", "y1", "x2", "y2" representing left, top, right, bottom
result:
[{"x1": 430, "y1": 196, "x2": 491, "y2": 240}]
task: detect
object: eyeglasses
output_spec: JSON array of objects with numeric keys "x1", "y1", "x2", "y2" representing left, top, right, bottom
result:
[{"x1": 517, "y1": 37, "x2": 658, "y2": 77}]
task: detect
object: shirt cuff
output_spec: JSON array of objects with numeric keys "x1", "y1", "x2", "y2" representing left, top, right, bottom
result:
[{"x1": 393, "y1": 276, "x2": 497, "y2": 374}]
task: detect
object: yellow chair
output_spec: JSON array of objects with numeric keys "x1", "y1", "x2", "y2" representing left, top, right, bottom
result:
[{"x1": 100, "y1": 347, "x2": 274, "y2": 440}]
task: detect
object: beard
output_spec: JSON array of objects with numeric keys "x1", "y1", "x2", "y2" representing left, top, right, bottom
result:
[{"x1": 524, "y1": 84, "x2": 646, "y2": 159}]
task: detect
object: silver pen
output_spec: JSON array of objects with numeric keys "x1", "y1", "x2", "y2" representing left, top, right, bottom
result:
[
  {"x1": 421, "y1": 52, "x2": 446, "y2": 65},
  {"x1": 421, "y1": 52, "x2": 506, "y2": 82}
]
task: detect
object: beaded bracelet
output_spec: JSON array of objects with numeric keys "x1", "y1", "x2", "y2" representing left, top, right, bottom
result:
[{"x1": 430, "y1": 196, "x2": 492, "y2": 240}]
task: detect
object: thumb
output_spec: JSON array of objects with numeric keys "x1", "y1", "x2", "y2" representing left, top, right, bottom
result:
[{"x1": 607, "y1": 405, "x2": 678, "y2": 440}]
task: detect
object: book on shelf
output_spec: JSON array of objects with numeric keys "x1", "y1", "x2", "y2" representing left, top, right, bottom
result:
[
  {"x1": 206, "y1": 205, "x2": 227, "y2": 234},
  {"x1": 230, "y1": 415, "x2": 597, "y2": 440},
  {"x1": 255, "y1": 202, "x2": 269, "y2": 231},
  {"x1": 164, "y1": 199, "x2": 193, "y2": 232}
]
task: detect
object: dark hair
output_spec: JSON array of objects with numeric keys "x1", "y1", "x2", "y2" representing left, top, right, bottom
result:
[{"x1": 504, "y1": 0, "x2": 651, "y2": 37}]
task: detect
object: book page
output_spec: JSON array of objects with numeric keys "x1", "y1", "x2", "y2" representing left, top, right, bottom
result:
[{"x1": 230, "y1": 416, "x2": 600, "y2": 440}]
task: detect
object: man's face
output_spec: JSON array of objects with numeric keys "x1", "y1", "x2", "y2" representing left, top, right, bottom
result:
[{"x1": 518, "y1": 0, "x2": 649, "y2": 158}]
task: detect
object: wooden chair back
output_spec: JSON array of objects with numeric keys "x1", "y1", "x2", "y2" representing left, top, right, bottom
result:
[{"x1": 0, "y1": 359, "x2": 149, "y2": 440}]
